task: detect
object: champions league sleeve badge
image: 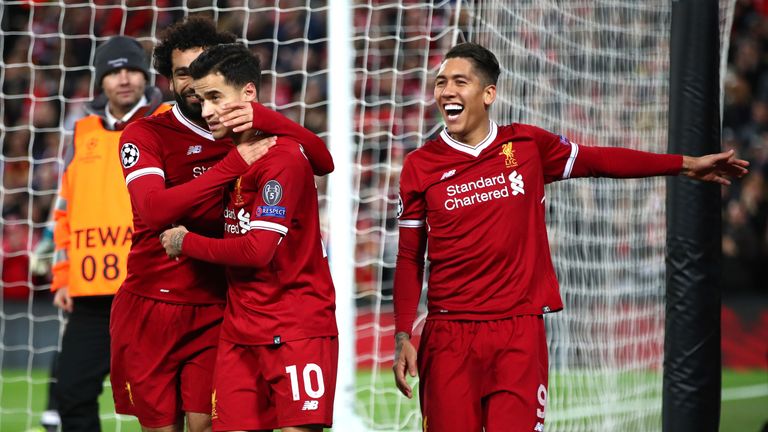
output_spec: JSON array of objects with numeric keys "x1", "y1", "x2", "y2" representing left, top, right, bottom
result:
[
  {"x1": 120, "y1": 143, "x2": 140, "y2": 168},
  {"x1": 257, "y1": 180, "x2": 287, "y2": 219},
  {"x1": 263, "y1": 180, "x2": 283, "y2": 205}
]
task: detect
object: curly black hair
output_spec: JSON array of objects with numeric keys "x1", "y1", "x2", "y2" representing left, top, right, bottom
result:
[
  {"x1": 153, "y1": 16, "x2": 237, "y2": 78},
  {"x1": 189, "y1": 43, "x2": 261, "y2": 91}
]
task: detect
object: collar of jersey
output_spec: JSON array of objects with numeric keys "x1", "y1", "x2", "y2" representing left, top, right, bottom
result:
[
  {"x1": 439, "y1": 120, "x2": 498, "y2": 157},
  {"x1": 172, "y1": 104, "x2": 214, "y2": 141}
]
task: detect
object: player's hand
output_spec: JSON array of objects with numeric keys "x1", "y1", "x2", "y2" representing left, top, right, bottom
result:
[
  {"x1": 237, "y1": 136, "x2": 277, "y2": 165},
  {"x1": 393, "y1": 332, "x2": 418, "y2": 399},
  {"x1": 53, "y1": 287, "x2": 73, "y2": 313},
  {"x1": 681, "y1": 149, "x2": 749, "y2": 185},
  {"x1": 160, "y1": 225, "x2": 189, "y2": 258},
  {"x1": 220, "y1": 101, "x2": 257, "y2": 133}
]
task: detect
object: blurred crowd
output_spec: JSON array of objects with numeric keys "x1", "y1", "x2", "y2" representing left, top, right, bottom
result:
[
  {"x1": 1, "y1": 0, "x2": 765, "y2": 303},
  {"x1": 722, "y1": 0, "x2": 768, "y2": 295}
]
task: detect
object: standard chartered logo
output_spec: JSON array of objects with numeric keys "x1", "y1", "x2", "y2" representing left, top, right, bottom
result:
[
  {"x1": 237, "y1": 208, "x2": 250, "y2": 233},
  {"x1": 223, "y1": 207, "x2": 251, "y2": 234},
  {"x1": 444, "y1": 171, "x2": 525, "y2": 210},
  {"x1": 508, "y1": 170, "x2": 524, "y2": 196}
]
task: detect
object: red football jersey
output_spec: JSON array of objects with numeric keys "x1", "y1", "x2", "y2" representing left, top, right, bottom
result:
[
  {"x1": 397, "y1": 122, "x2": 569, "y2": 323},
  {"x1": 218, "y1": 139, "x2": 337, "y2": 345},
  {"x1": 120, "y1": 105, "x2": 231, "y2": 304},
  {"x1": 395, "y1": 121, "x2": 682, "y2": 334}
]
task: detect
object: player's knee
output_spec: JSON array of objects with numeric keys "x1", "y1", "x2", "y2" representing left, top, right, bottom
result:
[{"x1": 185, "y1": 412, "x2": 212, "y2": 432}]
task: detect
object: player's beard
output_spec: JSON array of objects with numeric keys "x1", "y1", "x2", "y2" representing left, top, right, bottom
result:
[{"x1": 174, "y1": 89, "x2": 203, "y2": 121}]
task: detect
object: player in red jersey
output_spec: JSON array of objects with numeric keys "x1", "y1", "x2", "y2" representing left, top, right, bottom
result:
[
  {"x1": 391, "y1": 42, "x2": 749, "y2": 432},
  {"x1": 160, "y1": 43, "x2": 337, "y2": 432},
  {"x1": 110, "y1": 18, "x2": 333, "y2": 432}
]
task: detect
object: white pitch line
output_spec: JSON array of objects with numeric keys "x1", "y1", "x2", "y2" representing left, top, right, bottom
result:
[
  {"x1": 721, "y1": 384, "x2": 768, "y2": 401},
  {"x1": 546, "y1": 385, "x2": 768, "y2": 421}
]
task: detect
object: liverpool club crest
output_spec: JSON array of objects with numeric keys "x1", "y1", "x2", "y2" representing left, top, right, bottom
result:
[{"x1": 499, "y1": 142, "x2": 518, "y2": 168}]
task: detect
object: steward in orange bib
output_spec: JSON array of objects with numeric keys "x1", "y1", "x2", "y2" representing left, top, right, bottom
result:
[{"x1": 50, "y1": 35, "x2": 170, "y2": 432}]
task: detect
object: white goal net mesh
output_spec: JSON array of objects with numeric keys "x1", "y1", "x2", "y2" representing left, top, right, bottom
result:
[{"x1": 0, "y1": 1, "x2": 735, "y2": 431}]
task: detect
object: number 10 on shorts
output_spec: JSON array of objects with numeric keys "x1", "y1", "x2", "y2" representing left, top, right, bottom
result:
[{"x1": 285, "y1": 363, "x2": 325, "y2": 401}]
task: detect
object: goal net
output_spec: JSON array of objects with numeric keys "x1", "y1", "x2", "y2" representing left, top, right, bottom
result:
[{"x1": 0, "y1": 1, "x2": 735, "y2": 431}]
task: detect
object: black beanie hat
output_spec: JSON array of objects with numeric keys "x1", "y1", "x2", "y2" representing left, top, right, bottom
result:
[{"x1": 94, "y1": 36, "x2": 150, "y2": 89}]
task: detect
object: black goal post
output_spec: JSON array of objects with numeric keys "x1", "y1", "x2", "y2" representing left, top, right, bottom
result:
[{"x1": 665, "y1": 0, "x2": 723, "y2": 431}]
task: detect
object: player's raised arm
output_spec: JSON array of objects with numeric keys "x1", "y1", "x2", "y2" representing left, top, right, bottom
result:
[
  {"x1": 219, "y1": 101, "x2": 334, "y2": 175},
  {"x1": 161, "y1": 139, "x2": 310, "y2": 268},
  {"x1": 120, "y1": 122, "x2": 275, "y2": 230}
]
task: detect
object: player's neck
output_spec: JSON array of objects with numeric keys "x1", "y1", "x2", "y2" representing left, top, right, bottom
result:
[
  {"x1": 192, "y1": 118, "x2": 209, "y2": 130},
  {"x1": 230, "y1": 130, "x2": 246, "y2": 145},
  {"x1": 232, "y1": 128, "x2": 266, "y2": 145},
  {"x1": 449, "y1": 119, "x2": 490, "y2": 148}
]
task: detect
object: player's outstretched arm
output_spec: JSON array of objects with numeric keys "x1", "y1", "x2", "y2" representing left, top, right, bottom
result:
[
  {"x1": 125, "y1": 134, "x2": 275, "y2": 231},
  {"x1": 393, "y1": 332, "x2": 418, "y2": 399},
  {"x1": 219, "y1": 101, "x2": 334, "y2": 176},
  {"x1": 681, "y1": 149, "x2": 749, "y2": 185},
  {"x1": 160, "y1": 225, "x2": 282, "y2": 267},
  {"x1": 564, "y1": 140, "x2": 748, "y2": 183}
]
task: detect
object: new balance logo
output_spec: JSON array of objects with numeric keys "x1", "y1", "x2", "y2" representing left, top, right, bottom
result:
[
  {"x1": 441, "y1": 169, "x2": 456, "y2": 180},
  {"x1": 302, "y1": 400, "x2": 319, "y2": 411},
  {"x1": 508, "y1": 170, "x2": 525, "y2": 196},
  {"x1": 187, "y1": 145, "x2": 202, "y2": 155}
]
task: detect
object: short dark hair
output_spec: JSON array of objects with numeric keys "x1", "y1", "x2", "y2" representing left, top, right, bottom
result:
[
  {"x1": 445, "y1": 42, "x2": 500, "y2": 86},
  {"x1": 188, "y1": 43, "x2": 262, "y2": 91},
  {"x1": 153, "y1": 16, "x2": 237, "y2": 78}
]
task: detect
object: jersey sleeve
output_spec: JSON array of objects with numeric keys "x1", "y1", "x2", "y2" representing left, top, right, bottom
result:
[
  {"x1": 250, "y1": 102, "x2": 334, "y2": 176},
  {"x1": 393, "y1": 153, "x2": 428, "y2": 336},
  {"x1": 182, "y1": 229, "x2": 282, "y2": 267},
  {"x1": 396, "y1": 154, "x2": 426, "y2": 229},
  {"x1": 569, "y1": 145, "x2": 682, "y2": 178},
  {"x1": 527, "y1": 125, "x2": 579, "y2": 183},
  {"x1": 528, "y1": 124, "x2": 683, "y2": 181},
  {"x1": 182, "y1": 140, "x2": 311, "y2": 267},
  {"x1": 120, "y1": 122, "x2": 250, "y2": 230},
  {"x1": 393, "y1": 224, "x2": 427, "y2": 337},
  {"x1": 247, "y1": 139, "x2": 310, "y2": 237},
  {"x1": 120, "y1": 121, "x2": 165, "y2": 186}
]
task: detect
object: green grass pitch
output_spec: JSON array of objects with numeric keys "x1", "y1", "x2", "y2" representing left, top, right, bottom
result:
[{"x1": 1, "y1": 369, "x2": 765, "y2": 431}]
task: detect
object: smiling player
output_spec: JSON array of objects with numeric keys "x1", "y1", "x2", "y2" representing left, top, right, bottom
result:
[
  {"x1": 110, "y1": 19, "x2": 333, "y2": 432},
  {"x1": 392, "y1": 42, "x2": 749, "y2": 432},
  {"x1": 160, "y1": 43, "x2": 337, "y2": 432}
]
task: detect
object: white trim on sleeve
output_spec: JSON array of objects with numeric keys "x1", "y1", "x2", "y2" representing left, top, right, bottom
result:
[
  {"x1": 126, "y1": 167, "x2": 165, "y2": 185},
  {"x1": 249, "y1": 220, "x2": 288, "y2": 236},
  {"x1": 562, "y1": 142, "x2": 579, "y2": 179},
  {"x1": 398, "y1": 219, "x2": 425, "y2": 228}
]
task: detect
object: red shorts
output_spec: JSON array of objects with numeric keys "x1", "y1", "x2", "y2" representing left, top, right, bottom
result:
[
  {"x1": 417, "y1": 316, "x2": 548, "y2": 432},
  {"x1": 109, "y1": 289, "x2": 224, "y2": 428},
  {"x1": 212, "y1": 336, "x2": 338, "y2": 431}
]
